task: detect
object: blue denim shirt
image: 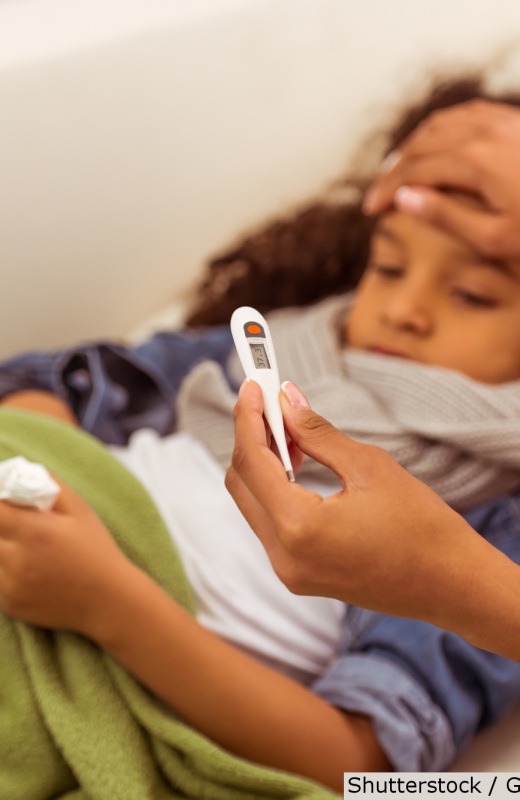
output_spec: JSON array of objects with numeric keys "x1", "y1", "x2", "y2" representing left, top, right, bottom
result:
[
  {"x1": 0, "y1": 328, "x2": 235, "y2": 444},
  {"x1": 2, "y1": 335, "x2": 520, "y2": 772}
]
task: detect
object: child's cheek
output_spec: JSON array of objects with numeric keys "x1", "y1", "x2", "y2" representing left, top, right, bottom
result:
[{"x1": 345, "y1": 305, "x2": 367, "y2": 349}]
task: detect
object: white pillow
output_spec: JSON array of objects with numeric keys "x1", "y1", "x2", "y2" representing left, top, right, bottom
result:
[{"x1": 125, "y1": 300, "x2": 187, "y2": 344}]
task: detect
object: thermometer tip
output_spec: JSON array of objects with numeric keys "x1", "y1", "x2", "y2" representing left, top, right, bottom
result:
[{"x1": 287, "y1": 469, "x2": 295, "y2": 483}]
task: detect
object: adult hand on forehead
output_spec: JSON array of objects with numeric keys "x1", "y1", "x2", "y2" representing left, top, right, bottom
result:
[{"x1": 363, "y1": 99, "x2": 520, "y2": 262}]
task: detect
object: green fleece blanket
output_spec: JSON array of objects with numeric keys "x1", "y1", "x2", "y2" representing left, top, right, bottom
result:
[{"x1": 0, "y1": 409, "x2": 339, "y2": 800}]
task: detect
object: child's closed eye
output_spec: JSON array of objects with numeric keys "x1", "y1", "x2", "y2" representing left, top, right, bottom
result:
[
  {"x1": 367, "y1": 262, "x2": 404, "y2": 279},
  {"x1": 451, "y1": 287, "x2": 498, "y2": 308}
]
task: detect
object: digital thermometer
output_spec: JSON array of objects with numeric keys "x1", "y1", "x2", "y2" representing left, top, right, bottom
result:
[{"x1": 231, "y1": 306, "x2": 295, "y2": 482}]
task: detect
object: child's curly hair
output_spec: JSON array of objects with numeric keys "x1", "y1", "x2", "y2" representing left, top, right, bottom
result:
[{"x1": 185, "y1": 75, "x2": 520, "y2": 327}]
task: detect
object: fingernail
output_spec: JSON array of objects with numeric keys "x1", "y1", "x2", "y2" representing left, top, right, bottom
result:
[
  {"x1": 281, "y1": 381, "x2": 310, "y2": 409},
  {"x1": 394, "y1": 186, "x2": 425, "y2": 214},
  {"x1": 238, "y1": 378, "x2": 251, "y2": 396},
  {"x1": 379, "y1": 149, "x2": 401, "y2": 174}
]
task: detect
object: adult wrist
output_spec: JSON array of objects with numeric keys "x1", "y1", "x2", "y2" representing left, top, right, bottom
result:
[{"x1": 427, "y1": 522, "x2": 520, "y2": 660}]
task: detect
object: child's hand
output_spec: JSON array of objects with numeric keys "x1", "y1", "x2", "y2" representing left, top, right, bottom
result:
[{"x1": 0, "y1": 480, "x2": 130, "y2": 636}]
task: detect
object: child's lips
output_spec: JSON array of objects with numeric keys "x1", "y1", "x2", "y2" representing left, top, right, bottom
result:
[{"x1": 370, "y1": 345, "x2": 411, "y2": 359}]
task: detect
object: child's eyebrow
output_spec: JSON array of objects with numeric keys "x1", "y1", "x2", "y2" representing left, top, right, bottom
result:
[{"x1": 372, "y1": 221, "x2": 402, "y2": 245}]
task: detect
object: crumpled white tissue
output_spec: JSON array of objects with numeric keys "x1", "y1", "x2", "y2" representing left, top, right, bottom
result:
[{"x1": 0, "y1": 456, "x2": 61, "y2": 510}]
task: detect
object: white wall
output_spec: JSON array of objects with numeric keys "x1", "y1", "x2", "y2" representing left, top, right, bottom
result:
[{"x1": 1, "y1": 0, "x2": 520, "y2": 356}]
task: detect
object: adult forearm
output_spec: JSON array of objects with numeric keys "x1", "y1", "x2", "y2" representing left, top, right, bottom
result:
[
  {"x1": 434, "y1": 534, "x2": 520, "y2": 660},
  {"x1": 89, "y1": 561, "x2": 388, "y2": 790}
]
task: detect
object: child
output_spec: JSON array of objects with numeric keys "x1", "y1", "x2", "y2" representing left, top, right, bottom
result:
[{"x1": 2, "y1": 74, "x2": 520, "y2": 793}]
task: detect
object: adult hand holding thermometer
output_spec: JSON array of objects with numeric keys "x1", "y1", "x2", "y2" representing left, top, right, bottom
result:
[{"x1": 231, "y1": 307, "x2": 295, "y2": 482}]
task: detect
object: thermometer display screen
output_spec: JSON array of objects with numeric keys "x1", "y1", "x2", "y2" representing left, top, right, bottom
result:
[{"x1": 249, "y1": 343, "x2": 271, "y2": 369}]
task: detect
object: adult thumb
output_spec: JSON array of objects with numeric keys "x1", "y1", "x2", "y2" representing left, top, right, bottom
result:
[{"x1": 280, "y1": 382, "x2": 364, "y2": 477}]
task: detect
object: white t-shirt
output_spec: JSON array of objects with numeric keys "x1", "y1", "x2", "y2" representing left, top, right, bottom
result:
[{"x1": 110, "y1": 430, "x2": 345, "y2": 683}]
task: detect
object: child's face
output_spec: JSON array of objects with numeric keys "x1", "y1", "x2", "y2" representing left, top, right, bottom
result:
[{"x1": 346, "y1": 204, "x2": 520, "y2": 384}]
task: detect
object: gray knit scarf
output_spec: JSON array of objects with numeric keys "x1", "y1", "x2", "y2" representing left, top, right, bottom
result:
[{"x1": 177, "y1": 294, "x2": 520, "y2": 511}]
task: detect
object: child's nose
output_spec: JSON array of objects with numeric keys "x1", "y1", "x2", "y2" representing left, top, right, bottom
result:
[{"x1": 381, "y1": 283, "x2": 432, "y2": 335}]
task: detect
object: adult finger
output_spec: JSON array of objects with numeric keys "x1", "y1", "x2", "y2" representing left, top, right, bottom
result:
[
  {"x1": 395, "y1": 99, "x2": 512, "y2": 160},
  {"x1": 383, "y1": 99, "x2": 518, "y2": 177},
  {"x1": 401, "y1": 102, "x2": 488, "y2": 150},
  {"x1": 279, "y1": 383, "x2": 372, "y2": 482},
  {"x1": 225, "y1": 463, "x2": 287, "y2": 563},
  {"x1": 286, "y1": 439, "x2": 305, "y2": 475},
  {"x1": 412, "y1": 100, "x2": 517, "y2": 141},
  {"x1": 231, "y1": 380, "x2": 300, "y2": 517},
  {"x1": 393, "y1": 186, "x2": 506, "y2": 256},
  {"x1": 364, "y1": 152, "x2": 479, "y2": 215}
]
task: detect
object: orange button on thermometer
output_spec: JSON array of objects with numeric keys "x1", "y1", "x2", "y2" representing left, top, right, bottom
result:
[{"x1": 231, "y1": 306, "x2": 294, "y2": 482}]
